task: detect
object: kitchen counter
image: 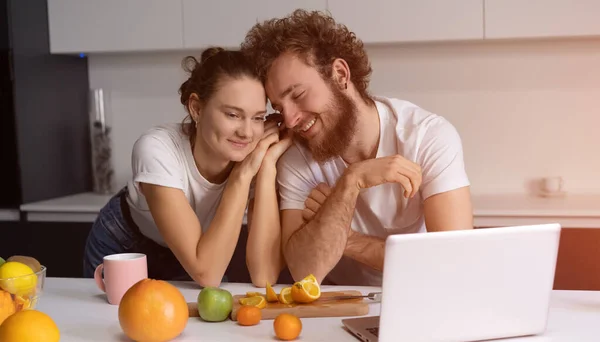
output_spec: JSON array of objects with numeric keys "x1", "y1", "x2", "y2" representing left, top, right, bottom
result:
[
  {"x1": 473, "y1": 193, "x2": 600, "y2": 228},
  {"x1": 19, "y1": 192, "x2": 114, "y2": 222},
  {"x1": 36, "y1": 277, "x2": 600, "y2": 341},
  {"x1": 18, "y1": 192, "x2": 600, "y2": 228}
]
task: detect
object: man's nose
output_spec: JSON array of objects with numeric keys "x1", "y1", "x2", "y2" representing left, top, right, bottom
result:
[{"x1": 283, "y1": 107, "x2": 302, "y2": 129}]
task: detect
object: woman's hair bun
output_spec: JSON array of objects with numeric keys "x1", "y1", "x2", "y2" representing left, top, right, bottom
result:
[{"x1": 200, "y1": 47, "x2": 225, "y2": 64}]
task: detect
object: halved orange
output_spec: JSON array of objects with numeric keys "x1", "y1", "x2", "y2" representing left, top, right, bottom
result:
[
  {"x1": 278, "y1": 287, "x2": 294, "y2": 305},
  {"x1": 266, "y1": 282, "x2": 278, "y2": 303},
  {"x1": 239, "y1": 295, "x2": 266, "y2": 309},
  {"x1": 291, "y1": 274, "x2": 321, "y2": 303}
]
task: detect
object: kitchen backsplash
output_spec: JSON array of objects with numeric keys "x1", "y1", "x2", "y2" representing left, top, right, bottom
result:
[{"x1": 88, "y1": 37, "x2": 600, "y2": 195}]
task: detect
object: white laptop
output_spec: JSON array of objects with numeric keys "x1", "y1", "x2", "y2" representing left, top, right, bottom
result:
[{"x1": 342, "y1": 223, "x2": 561, "y2": 342}]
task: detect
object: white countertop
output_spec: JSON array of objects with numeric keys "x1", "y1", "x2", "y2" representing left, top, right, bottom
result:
[
  {"x1": 35, "y1": 277, "x2": 600, "y2": 341},
  {"x1": 17, "y1": 192, "x2": 600, "y2": 227}
]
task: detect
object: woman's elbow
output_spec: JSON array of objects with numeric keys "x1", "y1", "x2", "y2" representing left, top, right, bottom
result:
[{"x1": 192, "y1": 272, "x2": 223, "y2": 288}]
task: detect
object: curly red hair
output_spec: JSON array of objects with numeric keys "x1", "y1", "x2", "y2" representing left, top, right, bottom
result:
[{"x1": 240, "y1": 9, "x2": 373, "y2": 104}]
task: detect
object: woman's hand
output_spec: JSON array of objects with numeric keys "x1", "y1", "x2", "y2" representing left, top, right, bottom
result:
[
  {"x1": 261, "y1": 114, "x2": 293, "y2": 169},
  {"x1": 233, "y1": 114, "x2": 291, "y2": 181}
]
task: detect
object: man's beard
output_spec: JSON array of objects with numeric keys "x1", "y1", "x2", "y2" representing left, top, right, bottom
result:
[{"x1": 296, "y1": 85, "x2": 358, "y2": 163}]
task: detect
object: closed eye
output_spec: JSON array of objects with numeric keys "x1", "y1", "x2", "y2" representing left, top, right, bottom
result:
[
  {"x1": 292, "y1": 91, "x2": 305, "y2": 100},
  {"x1": 253, "y1": 116, "x2": 266, "y2": 122},
  {"x1": 226, "y1": 112, "x2": 239, "y2": 119}
]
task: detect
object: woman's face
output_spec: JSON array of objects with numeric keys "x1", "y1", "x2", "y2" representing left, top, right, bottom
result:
[{"x1": 197, "y1": 76, "x2": 267, "y2": 162}]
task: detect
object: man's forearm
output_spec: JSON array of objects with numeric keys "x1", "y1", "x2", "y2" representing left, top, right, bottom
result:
[
  {"x1": 284, "y1": 175, "x2": 359, "y2": 283},
  {"x1": 344, "y1": 232, "x2": 385, "y2": 272}
]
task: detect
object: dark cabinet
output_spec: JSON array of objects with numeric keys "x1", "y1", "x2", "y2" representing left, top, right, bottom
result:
[{"x1": 0, "y1": 0, "x2": 91, "y2": 209}]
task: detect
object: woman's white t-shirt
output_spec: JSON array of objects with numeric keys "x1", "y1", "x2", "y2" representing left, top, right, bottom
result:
[{"x1": 125, "y1": 123, "x2": 243, "y2": 247}]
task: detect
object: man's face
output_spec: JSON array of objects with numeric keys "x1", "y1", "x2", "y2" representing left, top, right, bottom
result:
[{"x1": 265, "y1": 53, "x2": 357, "y2": 162}]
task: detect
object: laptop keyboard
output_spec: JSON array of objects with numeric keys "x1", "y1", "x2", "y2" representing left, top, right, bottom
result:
[{"x1": 366, "y1": 327, "x2": 379, "y2": 337}]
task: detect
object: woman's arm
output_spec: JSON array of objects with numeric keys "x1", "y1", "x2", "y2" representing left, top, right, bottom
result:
[
  {"x1": 141, "y1": 170, "x2": 252, "y2": 288},
  {"x1": 245, "y1": 122, "x2": 293, "y2": 287},
  {"x1": 141, "y1": 129, "x2": 283, "y2": 288},
  {"x1": 245, "y1": 165, "x2": 284, "y2": 287}
]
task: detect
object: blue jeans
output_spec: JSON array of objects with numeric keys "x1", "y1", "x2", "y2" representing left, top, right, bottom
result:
[{"x1": 82, "y1": 187, "x2": 193, "y2": 281}]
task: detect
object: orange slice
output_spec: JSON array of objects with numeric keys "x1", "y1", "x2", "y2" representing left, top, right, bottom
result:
[
  {"x1": 246, "y1": 291, "x2": 263, "y2": 297},
  {"x1": 266, "y1": 282, "x2": 278, "y2": 303},
  {"x1": 291, "y1": 274, "x2": 321, "y2": 303},
  {"x1": 278, "y1": 287, "x2": 294, "y2": 305},
  {"x1": 239, "y1": 295, "x2": 266, "y2": 309}
]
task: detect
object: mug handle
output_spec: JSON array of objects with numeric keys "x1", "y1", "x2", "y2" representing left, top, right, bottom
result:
[{"x1": 94, "y1": 263, "x2": 106, "y2": 292}]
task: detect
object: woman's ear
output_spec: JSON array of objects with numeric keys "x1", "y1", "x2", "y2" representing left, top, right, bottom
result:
[
  {"x1": 188, "y1": 93, "x2": 202, "y2": 122},
  {"x1": 331, "y1": 58, "x2": 351, "y2": 90}
]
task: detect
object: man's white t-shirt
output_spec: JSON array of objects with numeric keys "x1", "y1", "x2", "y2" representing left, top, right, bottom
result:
[
  {"x1": 276, "y1": 96, "x2": 470, "y2": 286},
  {"x1": 125, "y1": 123, "x2": 245, "y2": 247}
]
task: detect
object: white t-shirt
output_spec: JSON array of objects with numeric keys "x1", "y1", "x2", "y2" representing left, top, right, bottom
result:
[
  {"x1": 276, "y1": 96, "x2": 470, "y2": 286},
  {"x1": 125, "y1": 123, "x2": 249, "y2": 247}
]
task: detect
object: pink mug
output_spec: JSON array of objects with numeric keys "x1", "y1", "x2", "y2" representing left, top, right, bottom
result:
[{"x1": 94, "y1": 253, "x2": 148, "y2": 305}]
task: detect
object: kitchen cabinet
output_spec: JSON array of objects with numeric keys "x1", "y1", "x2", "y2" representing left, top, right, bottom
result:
[
  {"x1": 182, "y1": 0, "x2": 326, "y2": 49},
  {"x1": 327, "y1": 0, "x2": 484, "y2": 44},
  {"x1": 553, "y1": 228, "x2": 600, "y2": 291},
  {"x1": 484, "y1": 0, "x2": 600, "y2": 39},
  {"x1": 47, "y1": 0, "x2": 184, "y2": 53},
  {"x1": 1, "y1": 0, "x2": 90, "y2": 210}
]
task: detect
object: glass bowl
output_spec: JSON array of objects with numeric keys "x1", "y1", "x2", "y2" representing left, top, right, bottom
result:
[{"x1": 0, "y1": 265, "x2": 46, "y2": 315}]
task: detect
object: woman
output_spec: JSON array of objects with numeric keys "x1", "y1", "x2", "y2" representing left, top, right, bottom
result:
[{"x1": 83, "y1": 47, "x2": 292, "y2": 288}]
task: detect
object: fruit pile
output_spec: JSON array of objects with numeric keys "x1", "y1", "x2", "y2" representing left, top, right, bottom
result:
[
  {"x1": 0, "y1": 255, "x2": 60, "y2": 342},
  {"x1": 117, "y1": 274, "x2": 320, "y2": 341},
  {"x1": 0, "y1": 255, "x2": 44, "y2": 324}
]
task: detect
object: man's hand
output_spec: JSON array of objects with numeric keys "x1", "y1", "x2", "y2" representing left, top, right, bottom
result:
[
  {"x1": 345, "y1": 155, "x2": 422, "y2": 198},
  {"x1": 302, "y1": 183, "x2": 332, "y2": 222}
]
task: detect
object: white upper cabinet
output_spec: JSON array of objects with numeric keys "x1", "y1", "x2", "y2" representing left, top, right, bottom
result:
[
  {"x1": 47, "y1": 0, "x2": 184, "y2": 53},
  {"x1": 485, "y1": 0, "x2": 600, "y2": 39},
  {"x1": 182, "y1": 0, "x2": 327, "y2": 49},
  {"x1": 327, "y1": 0, "x2": 484, "y2": 44}
]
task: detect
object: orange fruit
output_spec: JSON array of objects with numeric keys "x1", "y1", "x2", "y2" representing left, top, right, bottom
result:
[
  {"x1": 239, "y1": 295, "x2": 266, "y2": 309},
  {"x1": 118, "y1": 279, "x2": 188, "y2": 342},
  {"x1": 237, "y1": 305, "x2": 261, "y2": 326},
  {"x1": 266, "y1": 282, "x2": 278, "y2": 303},
  {"x1": 291, "y1": 274, "x2": 321, "y2": 303},
  {"x1": 0, "y1": 310, "x2": 60, "y2": 342},
  {"x1": 278, "y1": 287, "x2": 293, "y2": 304},
  {"x1": 0, "y1": 289, "x2": 16, "y2": 325},
  {"x1": 273, "y1": 313, "x2": 302, "y2": 340}
]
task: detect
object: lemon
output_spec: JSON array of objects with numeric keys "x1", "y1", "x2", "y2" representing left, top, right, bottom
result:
[
  {"x1": 0, "y1": 310, "x2": 60, "y2": 342},
  {"x1": 0, "y1": 262, "x2": 37, "y2": 296}
]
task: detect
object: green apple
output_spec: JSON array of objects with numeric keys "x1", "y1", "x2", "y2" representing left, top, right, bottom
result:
[
  {"x1": 197, "y1": 287, "x2": 233, "y2": 322},
  {"x1": 0, "y1": 257, "x2": 5, "y2": 267}
]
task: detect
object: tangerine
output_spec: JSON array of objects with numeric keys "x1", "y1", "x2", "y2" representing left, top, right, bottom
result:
[
  {"x1": 273, "y1": 313, "x2": 302, "y2": 340},
  {"x1": 237, "y1": 305, "x2": 261, "y2": 326},
  {"x1": 118, "y1": 278, "x2": 189, "y2": 342}
]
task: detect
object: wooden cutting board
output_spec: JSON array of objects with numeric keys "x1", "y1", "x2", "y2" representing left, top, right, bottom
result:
[{"x1": 187, "y1": 290, "x2": 370, "y2": 321}]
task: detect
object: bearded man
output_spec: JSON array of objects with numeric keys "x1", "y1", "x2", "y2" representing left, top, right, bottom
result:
[{"x1": 241, "y1": 9, "x2": 474, "y2": 286}]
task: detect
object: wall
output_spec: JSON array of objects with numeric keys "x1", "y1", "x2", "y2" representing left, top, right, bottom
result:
[{"x1": 88, "y1": 37, "x2": 600, "y2": 195}]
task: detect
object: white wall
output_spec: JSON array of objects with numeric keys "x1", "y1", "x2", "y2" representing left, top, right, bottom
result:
[{"x1": 88, "y1": 38, "x2": 600, "y2": 195}]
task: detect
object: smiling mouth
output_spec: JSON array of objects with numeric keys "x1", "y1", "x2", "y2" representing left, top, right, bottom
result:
[{"x1": 228, "y1": 140, "x2": 250, "y2": 148}]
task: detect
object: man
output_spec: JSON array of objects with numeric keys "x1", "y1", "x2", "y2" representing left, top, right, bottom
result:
[{"x1": 241, "y1": 9, "x2": 473, "y2": 286}]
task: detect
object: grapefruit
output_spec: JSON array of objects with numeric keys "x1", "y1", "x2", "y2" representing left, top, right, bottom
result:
[{"x1": 118, "y1": 279, "x2": 189, "y2": 342}]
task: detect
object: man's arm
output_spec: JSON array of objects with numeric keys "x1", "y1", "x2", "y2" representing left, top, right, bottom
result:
[
  {"x1": 342, "y1": 187, "x2": 472, "y2": 272},
  {"x1": 343, "y1": 230, "x2": 385, "y2": 271},
  {"x1": 423, "y1": 186, "x2": 473, "y2": 231},
  {"x1": 281, "y1": 175, "x2": 360, "y2": 283}
]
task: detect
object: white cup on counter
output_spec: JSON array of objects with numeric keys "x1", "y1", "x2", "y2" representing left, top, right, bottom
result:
[{"x1": 540, "y1": 176, "x2": 565, "y2": 195}]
